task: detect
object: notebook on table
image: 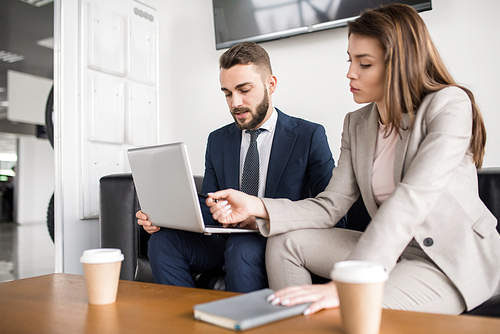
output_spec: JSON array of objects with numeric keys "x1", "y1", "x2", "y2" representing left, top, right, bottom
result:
[
  {"x1": 193, "y1": 288, "x2": 310, "y2": 331},
  {"x1": 127, "y1": 142, "x2": 258, "y2": 234}
]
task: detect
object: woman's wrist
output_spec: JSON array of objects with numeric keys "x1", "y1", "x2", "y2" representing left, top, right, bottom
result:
[{"x1": 250, "y1": 196, "x2": 269, "y2": 220}]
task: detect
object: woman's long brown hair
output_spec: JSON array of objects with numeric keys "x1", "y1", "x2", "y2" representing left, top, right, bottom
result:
[{"x1": 347, "y1": 4, "x2": 486, "y2": 168}]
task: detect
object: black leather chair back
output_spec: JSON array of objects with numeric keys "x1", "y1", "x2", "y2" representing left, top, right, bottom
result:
[{"x1": 99, "y1": 169, "x2": 500, "y2": 317}]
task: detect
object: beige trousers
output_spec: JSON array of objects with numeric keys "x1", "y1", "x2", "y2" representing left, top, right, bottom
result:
[{"x1": 265, "y1": 228, "x2": 466, "y2": 315}]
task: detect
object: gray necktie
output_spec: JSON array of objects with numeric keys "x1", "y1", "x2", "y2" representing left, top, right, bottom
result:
[{"x1": 241, "y1": 129, "x2": 265, "y2": 196}]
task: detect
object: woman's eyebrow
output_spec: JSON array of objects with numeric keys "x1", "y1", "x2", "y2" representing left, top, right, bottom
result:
[
  {"x1": 354, "y1": 53, "x2": 375, "y2": 59},
  {"x1": 347, "y1": 51, "x2": 375, "y2": 59}
]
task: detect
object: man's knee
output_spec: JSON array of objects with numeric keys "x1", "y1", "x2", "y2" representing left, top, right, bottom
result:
[
  {"x1": 224, "y1": 234, "x2": 268, "y2": 292},
  {"x1": 225, "y1": 234, "x2": 266, "y2": 264},
  {"x1": 148, "y1": 228, "x2": 188, "y2": 259}
]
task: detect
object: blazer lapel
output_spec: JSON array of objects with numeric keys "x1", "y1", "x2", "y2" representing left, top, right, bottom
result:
[
  {"x1": 266, "y1": 110, "x2": 297, "y2": 197},
  {"x1": 354, "y1": 104, "x2": 379, "y2": 215},
  {"x1": 222, "y1": 125, "x2": 242, "y2": 190},
  {"x1": 393, "y1": 113, "x2": 412, "y2": 184}
]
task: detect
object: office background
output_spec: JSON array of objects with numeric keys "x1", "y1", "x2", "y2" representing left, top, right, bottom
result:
[{"x1": 56, "y1": 0, "x2": 500, "y2": 274}]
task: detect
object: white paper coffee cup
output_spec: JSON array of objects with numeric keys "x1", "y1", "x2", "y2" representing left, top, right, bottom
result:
[
  {"x1": 80, "y1": 248, "x2": 124, "y2": 305},
  {"x1": 331, "y1": 261, "x2": 388, "y2": 334}
]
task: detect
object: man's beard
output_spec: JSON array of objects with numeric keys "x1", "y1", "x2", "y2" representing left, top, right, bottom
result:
[{"x1": 231, "y1": 89, "x2": 269, "y2": 130}]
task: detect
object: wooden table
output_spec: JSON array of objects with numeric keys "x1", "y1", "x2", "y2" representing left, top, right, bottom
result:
[{"x1": 0, "y1": 274, "x2": 499, "y2": 333}]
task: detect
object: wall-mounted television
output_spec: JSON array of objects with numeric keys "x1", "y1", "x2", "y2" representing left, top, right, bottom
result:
[{"x1": 213, "y1": 0, "x2": 432, "y2": 50}]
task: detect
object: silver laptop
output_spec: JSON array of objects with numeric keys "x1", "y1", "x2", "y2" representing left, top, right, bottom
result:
[{"x1": 127, "y1": 142, "x2": 258, "y2": 234}]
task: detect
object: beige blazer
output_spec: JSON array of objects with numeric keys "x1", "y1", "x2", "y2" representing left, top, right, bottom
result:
[{"x1": 259, "y1": 87, "x2": 500, "y2": 310}]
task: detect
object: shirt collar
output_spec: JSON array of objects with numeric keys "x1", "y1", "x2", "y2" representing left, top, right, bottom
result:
[{"x1": 248, "y1": 107, "x2": 277, "y2": 134}]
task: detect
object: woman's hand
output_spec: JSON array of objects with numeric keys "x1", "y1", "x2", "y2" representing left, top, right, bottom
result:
[
  {"x1": 267, "y1": 282, "x2": 340, "y2": 315},
  {"x1": 206, "y1": 189, "x2": 269, "y2": 226}
]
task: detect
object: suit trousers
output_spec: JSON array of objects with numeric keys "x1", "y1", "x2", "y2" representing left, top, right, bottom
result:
[
  {"x1": 148, "y1": 228, "x2": 268, "y2": 292},
  {"x1": 266, "y1": 228, "x2": 466, "y2": 315}
]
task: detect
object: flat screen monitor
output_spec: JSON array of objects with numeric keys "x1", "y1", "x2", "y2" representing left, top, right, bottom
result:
[{"x1": 213, "y1": 0, "x2": 432, "y2": 50}]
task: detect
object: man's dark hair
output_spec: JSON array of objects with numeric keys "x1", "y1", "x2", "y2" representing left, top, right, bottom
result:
[{"x1": 219, "y1": 42, "x2": 272, "y2": 76}]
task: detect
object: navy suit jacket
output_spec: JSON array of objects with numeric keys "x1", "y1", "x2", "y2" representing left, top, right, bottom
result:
[{"x1": 200, "y1": 108, "x2": 346, "y2": 227}]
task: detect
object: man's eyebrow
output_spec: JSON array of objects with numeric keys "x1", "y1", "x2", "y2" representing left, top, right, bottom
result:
[
  {"x1": 235, "y1": 81, "x2": 253, "y2": 90},
  {"x1": 221, "y1": 81, "x2": 254, "y2": 92}
]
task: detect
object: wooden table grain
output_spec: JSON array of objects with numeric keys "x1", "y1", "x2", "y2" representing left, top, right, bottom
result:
[{"x1": 0, "y1": 274, "x2": 498, "y2": 333}]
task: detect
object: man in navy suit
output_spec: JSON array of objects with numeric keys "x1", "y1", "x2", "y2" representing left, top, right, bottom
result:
[{"x1": 137, "y1": 42, "x2": 345, "y2": 292}]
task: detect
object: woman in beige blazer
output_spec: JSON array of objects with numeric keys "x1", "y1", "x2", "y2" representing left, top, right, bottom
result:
[{"x1": 207, "y1": 4, "x2": 500, "y2": 315}]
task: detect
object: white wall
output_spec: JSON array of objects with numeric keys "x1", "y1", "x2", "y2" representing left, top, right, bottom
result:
[
  {"x1": 56, "y1": 0, "x2": 158, "y2": 274},
  {"x1": 7, "y1": 70, "x2": 53, "y2": 125},
  {"x1": 15, "y1": 223, "x2": 55, "y2": 279},
  {"x1": 56, "y1": 0, "x2": 100, "y2": 274},
  {"x1": 16, "y1": 136, "x2": 54, "y2": 224},
  {"x1": 152, "y1": 0, "x2": 500, "y2": 173}
]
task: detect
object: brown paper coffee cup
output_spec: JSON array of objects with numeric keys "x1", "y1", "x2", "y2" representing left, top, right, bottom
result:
[
  {"x1": 331, "y1": 261, "x2": 388, "y2": 334},
  {"x1": 80, "y1": 248, "x2": 124, "y2": 305}
]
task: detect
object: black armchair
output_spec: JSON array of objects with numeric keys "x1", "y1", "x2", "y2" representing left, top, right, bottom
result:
[
  {"x1": 100, "y1": 174, "x2": 226, "y2": 289},
  {"x1": 100, "y1": 168, "x2": 500, "y2": 317}
]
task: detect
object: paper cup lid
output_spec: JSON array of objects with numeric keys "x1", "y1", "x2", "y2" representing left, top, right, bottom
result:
[
  {"x1": 330, "y1": 260, "x2": 388, "y2": 284},
  {"x1": 80, "y1": 248, "x2": 124, "y2": 264}
]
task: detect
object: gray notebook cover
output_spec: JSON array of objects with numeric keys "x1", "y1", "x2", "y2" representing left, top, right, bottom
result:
[{"x1": 193, "y1": 288, "x2": 310, "y2": 331}]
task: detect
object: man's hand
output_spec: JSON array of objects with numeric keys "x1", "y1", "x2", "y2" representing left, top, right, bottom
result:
[
  {"x1": 136, "y1": 210, "x2": 160, "y2": 234},
  {"x1": 238, "y1": 217, "x2": 258, "y2": 230}
]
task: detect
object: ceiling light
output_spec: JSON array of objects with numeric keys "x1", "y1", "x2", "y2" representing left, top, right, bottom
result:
[
  {"x1": 0, "y1": 88, "x2": 5, "y2": 93},
  {"x1": 0, "y1": 154, "x2": 17, "y2": 162},
  {"x1": 0, "y1": 51, "x2": 24, "y2": 63},
  {"x1": 18, "y1": 0, "x2": 54, "y2": 7},
  {"x1": 0, "y1": 170, "x2": 15, "y2": 177},
  {"x1": 0, "y1": 101, "x2": 9, "y2": 107},
  {"x1": 37, "y1": 37, "x2": 54, "y2": 50}
]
